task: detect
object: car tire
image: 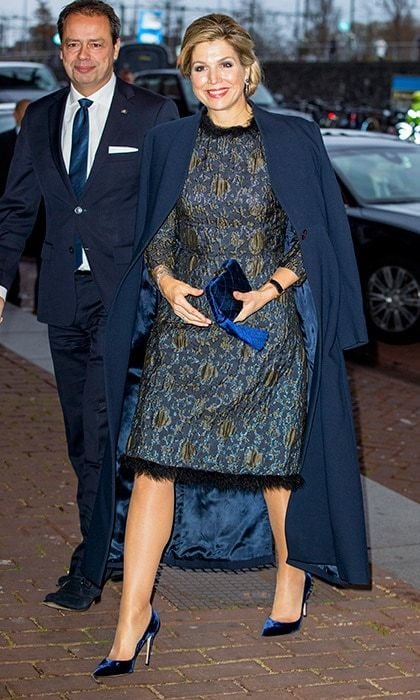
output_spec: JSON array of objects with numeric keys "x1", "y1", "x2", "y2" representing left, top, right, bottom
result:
[{"x1": 363, "y1": 256, "x2": 420, "y2": 344}]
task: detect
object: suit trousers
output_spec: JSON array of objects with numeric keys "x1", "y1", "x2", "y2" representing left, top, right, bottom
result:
[{"x1": 48, "y1": 273, "x2": 108, "y2": 577}]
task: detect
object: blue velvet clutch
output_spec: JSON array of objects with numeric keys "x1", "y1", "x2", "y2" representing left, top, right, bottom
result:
[{"x1": 205, "y1": 259, "x2": 268, "y2": 351}]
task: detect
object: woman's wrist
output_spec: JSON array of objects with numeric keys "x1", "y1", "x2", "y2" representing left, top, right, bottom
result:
[
  {"x1": 153, "y1": 265, "x2": 173, "y2": 292},
  {"x1": 259, "y1": 282, "x2": 280, "y2": 301},
  {"x1": 259, "y1": 276, "x2": 287, "y2": 300},
  {"x1": 268, "y1": 278, "x2": 284, "y2": 296}
]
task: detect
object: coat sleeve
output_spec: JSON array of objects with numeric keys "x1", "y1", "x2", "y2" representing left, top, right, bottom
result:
[
  {"x1": 133, "y1": 102, "x2": 179, "y2": 254},
  {"x1": 132, "y1": 130, "x2": 154, "y2": 254},
  {"x1": 0, "y1": 111, "x2": 42, "y2": 289},
  {"x1": 311, "y1": 122, "x2": 368, "y2": 350}
]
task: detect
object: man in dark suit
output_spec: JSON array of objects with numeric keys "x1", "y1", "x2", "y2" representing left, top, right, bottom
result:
[{"x1": 0, "y1": 0, "x2": 177, "y2": 610}]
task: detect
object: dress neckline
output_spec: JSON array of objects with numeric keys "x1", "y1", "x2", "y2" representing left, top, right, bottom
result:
[{"x1": 201, "y1": 112, "x2": 256, "y2": 136}]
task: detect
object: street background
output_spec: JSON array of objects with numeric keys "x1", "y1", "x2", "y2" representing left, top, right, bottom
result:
[
  {"x1": 1, "y1": 0, "x2": 420, "y2": 695},
  {"x1": 0, "y1": 261, "x2": 419, "y2": 698}
]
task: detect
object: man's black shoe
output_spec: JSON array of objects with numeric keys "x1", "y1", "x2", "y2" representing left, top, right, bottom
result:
[
  {"x1": 109, "y1": 569, "x2": 123, "y2": 582},
  {"x1": 56, "y1": 568, "x2": 122, "y2": 587},
  {"x1": 43, "y1": 576, "x2": 101, "y2": 611}
]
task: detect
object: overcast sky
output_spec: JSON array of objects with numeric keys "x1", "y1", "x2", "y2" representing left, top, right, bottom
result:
[
  {"x1": 0, "y1": 0, "x2": 399, "y2": 26},
  {"x1": 1, "y1": 0, "x2": 306, "y2": 21},
  {"x1": 0, "y1": 0, "x2": 418, "y2": 45}
]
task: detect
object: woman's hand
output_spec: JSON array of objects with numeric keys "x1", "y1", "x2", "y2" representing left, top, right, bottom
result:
[
  {"x1": 159, "y1": 275, "x2": 212, "y2": 327},
  {"x1": 233, "y1": 285, "x2": 278, "y2": 323}
]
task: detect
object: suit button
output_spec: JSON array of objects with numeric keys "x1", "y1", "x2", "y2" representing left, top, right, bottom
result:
[
  {"x1": 74, "y1": 206, "x2": 83, "y2": 214},
  {"x1": 69, "y1": 246, "x2": 74, "y2": 253}
]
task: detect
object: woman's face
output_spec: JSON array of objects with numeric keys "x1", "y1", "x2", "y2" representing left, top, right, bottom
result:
[{"x1": 189, "y1": 39, "x2": 249, "y2": 117}]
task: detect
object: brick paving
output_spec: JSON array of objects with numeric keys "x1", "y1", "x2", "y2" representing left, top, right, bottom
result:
[
  {"x1": 348, "y1": 359, "x2": 420, "y2": 504},
  {"x1": 1, "y1": 344, "x2": 420, "y2": 699}
]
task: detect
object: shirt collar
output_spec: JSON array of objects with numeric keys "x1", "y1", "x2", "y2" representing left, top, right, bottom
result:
[{"x1": 68, "y1": 72, "x2": 116, "y2": 107}]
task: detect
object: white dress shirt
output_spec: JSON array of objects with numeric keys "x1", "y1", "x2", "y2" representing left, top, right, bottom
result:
[
  {"x1": 62, "y1": 73, "x2": 116, "y2": 270},
  {"x1": 0, "y1": 73, "x2": 117, "y2": 299}
]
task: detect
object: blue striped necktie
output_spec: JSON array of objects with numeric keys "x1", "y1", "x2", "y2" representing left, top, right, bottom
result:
[
  {"x1": 69, "y1": 98, "x2": 92, "y2": 268},
  {"x1": 69, "y1": 98, "x2": 93, "y2": 197}
]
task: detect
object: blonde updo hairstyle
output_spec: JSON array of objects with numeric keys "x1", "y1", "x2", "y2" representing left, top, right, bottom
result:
[{"x1": 178, "y1": 14, "x2": 261, "y2": 97}]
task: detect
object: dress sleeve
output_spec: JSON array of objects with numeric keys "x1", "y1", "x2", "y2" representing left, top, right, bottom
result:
[
  {"x1": 144, "y1": 206, "x2": 177, "y2": 274},
  {"x1": 279, "y1": 229, "x2": 306, "y2": 285}
]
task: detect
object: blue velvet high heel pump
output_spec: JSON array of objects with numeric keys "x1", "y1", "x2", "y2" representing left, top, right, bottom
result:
[
  {"x1": 92, "y1": 608, "x2": 160, "y2": 677},
  {"x1": 262, "y1": 573, "x2": 313, "y2": 636}
]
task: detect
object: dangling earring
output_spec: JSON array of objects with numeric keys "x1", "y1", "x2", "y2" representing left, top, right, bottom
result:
[{"x1": 244, "y1": 78, "x2": 250, "y2": 97}]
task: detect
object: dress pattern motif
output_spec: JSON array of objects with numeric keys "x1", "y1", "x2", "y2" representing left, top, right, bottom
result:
[{"x1": 123, "y1": 116, "x2": 308, "y2": 490}]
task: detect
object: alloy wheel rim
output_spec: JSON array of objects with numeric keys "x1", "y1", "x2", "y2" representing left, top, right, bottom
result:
[{"x1": 368, "y1": 265, "x2": 420, "y2": 334}]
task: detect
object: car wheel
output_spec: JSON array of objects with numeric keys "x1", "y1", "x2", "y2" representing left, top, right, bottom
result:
[{"x1": 364, "y1": 257, "x2": 420, "y2": 344}]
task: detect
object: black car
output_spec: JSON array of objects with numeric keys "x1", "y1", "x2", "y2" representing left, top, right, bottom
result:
[{"x1": 323, "y1": 131, "x2": 420, "y2": 344}]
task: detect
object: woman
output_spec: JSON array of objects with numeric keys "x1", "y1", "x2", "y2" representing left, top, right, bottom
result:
[{"x1": 92, "y1": 14, "x2": 369, "y2": 677}]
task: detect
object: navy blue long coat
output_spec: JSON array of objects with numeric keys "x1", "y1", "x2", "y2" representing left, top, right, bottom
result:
[{"x1": 83, "y1": 105, "x2": 370, "y2": 589}]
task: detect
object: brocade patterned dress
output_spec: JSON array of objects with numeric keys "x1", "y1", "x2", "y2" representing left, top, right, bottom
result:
[{"x1": 123, "y1": 115, "x2": 308, "y2": 490}]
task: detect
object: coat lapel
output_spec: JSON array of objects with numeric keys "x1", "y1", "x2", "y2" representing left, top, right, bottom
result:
[
  {"x1": 253, "y1": 105, "x2": 308, "y2": 229},
  {"x1": 137, "y1": 111, "x2": 202, "y2": 254},
  {"x1": 48, "y1": 89, "x2": 72, "y2": 194},
  {"x1": 154, "y1": 112, "x2": 201, "y2": 212}
]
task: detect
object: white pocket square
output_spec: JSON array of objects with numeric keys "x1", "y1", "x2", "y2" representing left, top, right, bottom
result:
[{"x1": 108, "y1": 146, "x2": 138, "y2": 154}]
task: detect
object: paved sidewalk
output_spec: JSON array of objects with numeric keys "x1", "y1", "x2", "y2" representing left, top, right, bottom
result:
[{"x1": 1, "y1": 313, "x2": 420, "y2": 698}]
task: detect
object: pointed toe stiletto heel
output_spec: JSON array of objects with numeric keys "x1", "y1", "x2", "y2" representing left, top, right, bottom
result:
[
  {"x1": 92, "y1": 608, "x2": 160, "y2": 678},
  {"x1": 262, "y1": 573, "x2": 313, "y2": 637}
]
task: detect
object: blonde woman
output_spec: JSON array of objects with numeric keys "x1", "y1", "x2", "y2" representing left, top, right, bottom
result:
[{"x1": 91, "y1": 14, "x2": 369, "y2": 677}]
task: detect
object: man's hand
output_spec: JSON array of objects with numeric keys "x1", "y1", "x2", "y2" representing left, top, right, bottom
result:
[{"x1": 0, "y1": 297, "x2": 5, "y2": 325}]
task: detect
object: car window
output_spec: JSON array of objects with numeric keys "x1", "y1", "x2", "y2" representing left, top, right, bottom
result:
[
  {"x1": 252, "y1": 84, "x2": 277, "y2": 108},
  {"x1": 0, "y1": 65, "x2": 57, "y2": 91},
  {"x1": 135, "y1": 74, "x2": 162, "y2": 93},
  {"x1": 329, "y1": 146, "x2": 420, "y2": 203},
  {"x1": 180, "y1": 77, "x2": 200, "y2": 112},
  {"x1": 0, "y1": 111, "x2": 15, "y2": 132},
  {"x1": 160, "y1": 76, "x2": 182, "y2": 100}
]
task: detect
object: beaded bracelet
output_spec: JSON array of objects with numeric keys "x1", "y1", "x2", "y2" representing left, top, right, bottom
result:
[{"x1": 154, "y1": 265, "x2": 173, "y2": 291}]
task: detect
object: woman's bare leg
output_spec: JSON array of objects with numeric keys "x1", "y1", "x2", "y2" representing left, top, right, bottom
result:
[
  {"x1": 108, "y1": 474, "x2": 175, "y2": 660},
  {"x1": 263, "y1": 487, "x2": 306, "y2": 622}
]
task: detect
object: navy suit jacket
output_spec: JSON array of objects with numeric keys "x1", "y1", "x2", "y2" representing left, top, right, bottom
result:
[
  {"x1": 83, "y1": 105, "x2": 370, "y2": 589},
  {"x1": 0, "y1": 77, "x2": 178, "y2": 325},
  {"x1": 0, "y1": 128, "x2": 17, "y2": 196}
]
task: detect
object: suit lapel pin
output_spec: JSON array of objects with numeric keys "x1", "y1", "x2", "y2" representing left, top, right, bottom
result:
[{"x1": 121, "y1": 109, "x2": 128, "y2": 115}]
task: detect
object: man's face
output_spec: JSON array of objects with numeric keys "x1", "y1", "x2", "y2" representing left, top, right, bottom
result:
[{"x1": 60, "y1": 12, "x2": 120, "y2": 95}]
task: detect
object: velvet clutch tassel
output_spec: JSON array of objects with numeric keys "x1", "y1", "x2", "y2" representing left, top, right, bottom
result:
[{"x1": 205, "y1": 259, "x2": 268, "y2": 351}]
